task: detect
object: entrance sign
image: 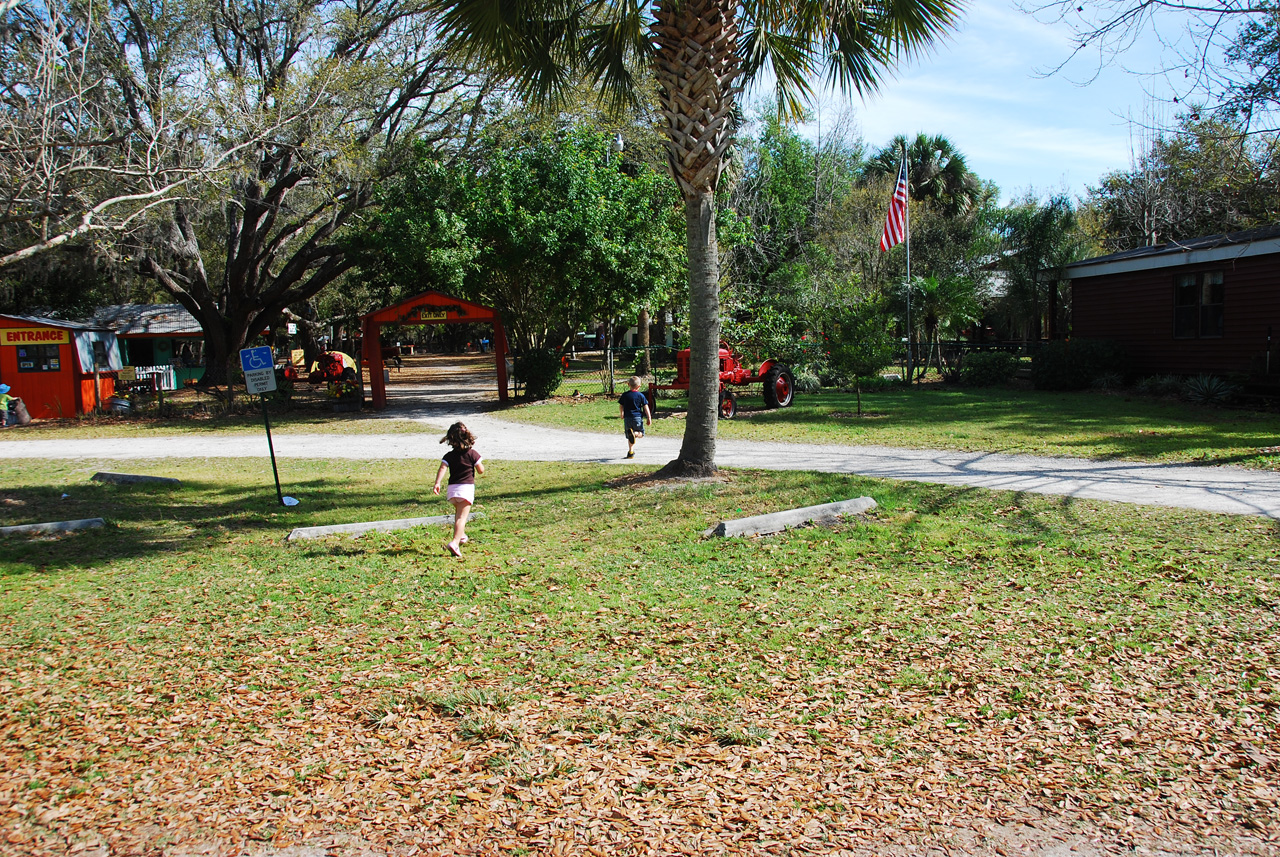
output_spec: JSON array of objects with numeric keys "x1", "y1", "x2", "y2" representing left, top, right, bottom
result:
[
  {"x1": 239, "y1": 346, "x2": 277, "y2": 394},
  {"x1": 3, "y1": 327, "x2": 70, "y2": 345}
]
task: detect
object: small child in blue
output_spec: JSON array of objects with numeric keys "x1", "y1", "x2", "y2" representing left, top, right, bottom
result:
[{"x1": 617, "y1": 376, "x2": 652, "y2": 459}]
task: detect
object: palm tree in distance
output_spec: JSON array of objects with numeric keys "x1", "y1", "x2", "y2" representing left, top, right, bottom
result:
[
  {"x1": 866, "y1": 133, "x2": 981, "y2": 216},
  {"x1": 431, "y1": 0, "x2": 964, "y2": 476}
]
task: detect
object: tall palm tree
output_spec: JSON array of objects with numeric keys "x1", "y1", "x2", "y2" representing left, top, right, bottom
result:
[
  {"x1": 430, "y1": 0, "x2": 963, "y2": 475},
  {"x1": 865, "y1": 133, "x2": 980, "y2": 216}
]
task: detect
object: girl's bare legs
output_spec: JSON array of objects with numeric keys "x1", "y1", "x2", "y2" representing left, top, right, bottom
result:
[{"x1": 446, "y1": 498, "x2": 471, "y2": 556}]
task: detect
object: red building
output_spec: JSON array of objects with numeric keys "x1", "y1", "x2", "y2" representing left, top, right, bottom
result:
[
  {"x1": 1067, "y1": 225, "x2": 1280, "y2": 376},
  {"x1": 0, "y1": 314, "x2": 121, "y2": 419}
]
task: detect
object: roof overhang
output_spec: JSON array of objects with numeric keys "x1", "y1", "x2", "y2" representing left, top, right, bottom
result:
[{"x1": 1066, "y1": 235, "x2": 1280, "y2": 280}]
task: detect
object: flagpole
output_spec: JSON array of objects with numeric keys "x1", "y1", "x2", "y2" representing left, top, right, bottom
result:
[{"x1": 903, "y1": 142, "x2": 912, "y2": 384}]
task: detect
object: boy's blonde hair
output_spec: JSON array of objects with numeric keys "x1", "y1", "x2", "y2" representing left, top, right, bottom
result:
[{"x1": 628, "y1": 376, "x2": 642, "y2": 390}]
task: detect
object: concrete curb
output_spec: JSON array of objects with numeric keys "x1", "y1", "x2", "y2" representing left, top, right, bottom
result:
[
  {"x1": 705, "y1": 497, "x2": 877, "y2": 538},
  {"x1": 287, "y1": 513, "x2": 482, "y2": 541},
  {"x1": 1, "y1": 518, "x2": 106, "y2": 537},
  {"x1": 92, "y1": 472, "x2": 182, "y2": 486}
]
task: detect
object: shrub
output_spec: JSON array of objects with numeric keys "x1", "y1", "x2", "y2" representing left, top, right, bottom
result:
[
  {"x1": 1182, "y1": 374, "x2": 1236, "y2": 406},
  {"x1": 514, "y1": 348, "x2": 564, "y2": 400},
  {"x1": 851, "y1": 374, "x2": 900, "y2": 393},
  {"x1": 957, "y1": 352, "x2": 1017, "y2": 387},
  {"x1": 1031, "y1": 339, "x2": 1124, "y2": 391},
  {"x1": 792, "y1": 366, "x2": 822, "y2": 393},
  {"x1": 1136, "y1": 374, "x2": 1182, "y2": 397},
  {"x1": 1091, "y1": 372, "x2": 1124, "y2": 391}
]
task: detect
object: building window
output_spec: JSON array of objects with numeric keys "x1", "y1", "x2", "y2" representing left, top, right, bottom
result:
[
  {"x1": 1174, "y1": 270, "x2": 1224, "y2": 339},
  {"x1": 17, "y1": 343, "x2": 61, "y2": 371}
]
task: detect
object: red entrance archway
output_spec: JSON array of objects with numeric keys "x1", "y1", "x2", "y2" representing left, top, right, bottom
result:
[{"x1": 360, "y1": 290, "x2": 509, "y2": 409}]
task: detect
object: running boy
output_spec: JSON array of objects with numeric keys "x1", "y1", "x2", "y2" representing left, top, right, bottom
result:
[
  {"x1": 433, "y1": 422, "x2": 484, "y2": 557},
  {"x1": 618, "y1": 376, "x2": 652, "y2": 459}
]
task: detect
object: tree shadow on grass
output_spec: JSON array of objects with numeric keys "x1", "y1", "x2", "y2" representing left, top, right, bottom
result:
[{"x1": 0, "y1": 475, "x2": 469, "y2": 574}]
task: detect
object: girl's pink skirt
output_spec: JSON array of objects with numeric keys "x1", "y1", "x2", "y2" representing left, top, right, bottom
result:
[{"x1": 446, "y1": 484, "x2": 475, "y2": 503}]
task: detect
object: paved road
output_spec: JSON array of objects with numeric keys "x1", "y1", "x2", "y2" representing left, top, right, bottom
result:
[{"x1": 3, "y1": 355, "x2": 1279, "y2": 518}]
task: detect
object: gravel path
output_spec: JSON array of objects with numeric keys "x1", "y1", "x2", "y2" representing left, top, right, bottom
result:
[{"x1": 4, "y1": 354, "x2": 1279, "y2": 518}]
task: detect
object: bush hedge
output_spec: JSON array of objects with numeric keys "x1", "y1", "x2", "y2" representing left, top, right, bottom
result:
[
  {"x1": 1031, "y1": 339, "x2": 1125, "y2": 391},
  {"x1": 957, "y1": 352, "x2": 1017, "y2": 387},
  {"x1": 515, "y1": 348, "x2": 564, "y2": 401}
]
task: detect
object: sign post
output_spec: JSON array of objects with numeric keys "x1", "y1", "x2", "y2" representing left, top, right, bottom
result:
[{"x1": 239, "y1": 347, "x2": 297, "y2": 507}]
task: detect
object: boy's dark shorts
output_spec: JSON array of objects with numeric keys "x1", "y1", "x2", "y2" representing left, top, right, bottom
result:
[{"x1": 624, "y1": 421, "x2": 644, "y2": 443}]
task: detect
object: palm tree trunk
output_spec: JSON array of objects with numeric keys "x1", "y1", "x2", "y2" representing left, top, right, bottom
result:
[
  {"x1": 651, "y1": 0, "x2": 739, "y2": 477},
  {"x1": 667, "y1": 189, "x2": 720, "y2": 474}
]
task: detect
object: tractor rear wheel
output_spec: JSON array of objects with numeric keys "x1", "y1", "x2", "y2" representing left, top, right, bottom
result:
[
  {"x1": 762, "y1": 364, "x2": 795, "y2": 408},
  {"x1": 719, "y1": 389, "x2": 737, "y2": 420}
]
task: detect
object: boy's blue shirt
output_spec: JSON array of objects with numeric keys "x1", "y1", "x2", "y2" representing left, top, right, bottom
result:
[{"x1": 618, "y1": 389, "x2": 647, "y2": 423}]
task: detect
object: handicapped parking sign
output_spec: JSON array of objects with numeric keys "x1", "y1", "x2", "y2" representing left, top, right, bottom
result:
[
  {"x1": 238, "y1": 345, "x2": 297, "y2": 507},
  {"x1": 239, "y1": 346, "x2": 277, "y2": 394}
]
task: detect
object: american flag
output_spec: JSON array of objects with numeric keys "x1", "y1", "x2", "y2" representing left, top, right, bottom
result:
[{"x1": 879, "y1": 156, "x2": 908, "y2": 252}]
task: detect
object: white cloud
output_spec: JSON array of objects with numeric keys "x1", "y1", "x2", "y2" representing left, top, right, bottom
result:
[{"x1": 792, "y1": 0, "x2": 1176, "y2": 199}]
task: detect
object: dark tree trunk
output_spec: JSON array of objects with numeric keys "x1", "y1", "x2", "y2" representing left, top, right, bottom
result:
[
  {"x1": 637, "y1": 306, "x2": 651, "y2": 375},
  {"x1": 1047, "y1": 279, "x2": 1059, "y2": 339}
]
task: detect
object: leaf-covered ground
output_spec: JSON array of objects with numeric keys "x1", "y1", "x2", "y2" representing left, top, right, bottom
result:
[{"x1": 1, "y1": 459, "x2": 1277, "y2": 856}]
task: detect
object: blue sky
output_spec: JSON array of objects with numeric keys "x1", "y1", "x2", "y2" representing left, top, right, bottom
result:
[{"x1": 794, "y1": 0, "x2": 1179, "y2": 203}]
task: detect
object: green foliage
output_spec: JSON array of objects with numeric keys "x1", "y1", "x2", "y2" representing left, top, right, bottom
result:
[
  {"x1": 824, "y1": 299, "x2": 896, "y2": 382},
  {"x1": 1031, "y1": 339, "x2": 1125, "y2": 391},
  {"x1": 1136, "y1": 375, "x2": 1184, "y2": 397},
  {"x1": 791, "y1": 366, "x2": 822, "y2": 393},
  {"x1": 514, "y1": 348, "x2": 565, "y2": 401},
  {"x1": 1182, "y1": 374, "x2": 1237, "y2": 407},
  {"x1": 997, "y1": 193, "x2": 1089, "y2": 340},
  {"x1": 721, "y1": 303, "x2": 822, "y2": 368},
  {"x1": 957, "y1": 352, "x2": 1017, "y2": 387},
  {"x1": 822, "y1": 298, "x2": 896, "y2": 414},
  {"x1": 1225, "y1": 15, "x2": 1280, "y2": 121},
  {"x1": 1090, "y1": 372, "x2": 1124, "y2": 391},
  {"x1": 1084, "y1": 117, "x2": 1280, "y2": 254},
  {"x1": 864, "y1": 133, "x2": 983, "y2": 216},
  {"x1": 0, "y1": 251, "x2": 159, "y2": 319},
  {"x1": 355, "y1": 126, "x2": 685, "y2": 353}
]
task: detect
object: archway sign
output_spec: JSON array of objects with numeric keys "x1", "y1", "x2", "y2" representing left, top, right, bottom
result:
[{"x1": 360, "y1": 290, "x2": 510, "y2": 410}]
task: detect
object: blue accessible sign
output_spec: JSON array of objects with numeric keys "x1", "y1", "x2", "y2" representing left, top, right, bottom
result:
[
  {"x1": 239, "y1": 346, "x2": 277, "y2": 394},
  {"x1": 238, "y1": 345, "x2": 297, "y2": 507}
]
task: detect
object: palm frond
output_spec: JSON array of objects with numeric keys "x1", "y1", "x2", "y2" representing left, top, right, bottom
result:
[
  {"x1": 739, "y1": 26, "x2": 817, "y2": 120},
  {"x1": 430, "y1": 0, "x2": 589, "y2": 106},
  {"x1": 738, "y1": 0, "x2": 962, "y2": 116},
  {"x1": 580, "y1": 0, "x2": 654, "y2": 112}
]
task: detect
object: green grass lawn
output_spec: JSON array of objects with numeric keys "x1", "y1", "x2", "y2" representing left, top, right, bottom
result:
[
  {"x1": 1, "y1": 458, "x2": 1276, "y2": 854},
  {"x1": 4, "y1": 407, "x2": 440, "y2": 439},
  {"x1": 506, "y1": 385, "x2": 1280, "y2": 468}
]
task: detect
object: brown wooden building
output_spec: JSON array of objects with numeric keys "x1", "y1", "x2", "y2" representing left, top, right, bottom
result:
[{"x1": 1067, "y1": 225, "x2": 1280, "y2": 376}]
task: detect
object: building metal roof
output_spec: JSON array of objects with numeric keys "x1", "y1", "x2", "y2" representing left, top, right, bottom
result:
[
  {"x1": 83, "y1": 304, "x2": 201, "y2": 336},
  {"x1": 0, "y1": 313, "x2": 109, "y2": 331},
  {"x1": 1066, "y1": 224, "x2": 1280, "y2": 280}
]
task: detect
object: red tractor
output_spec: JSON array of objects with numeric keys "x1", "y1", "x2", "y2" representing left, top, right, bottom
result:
[{"x1": 647, "y1": 343, "x2": 795, "y2": 419}]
